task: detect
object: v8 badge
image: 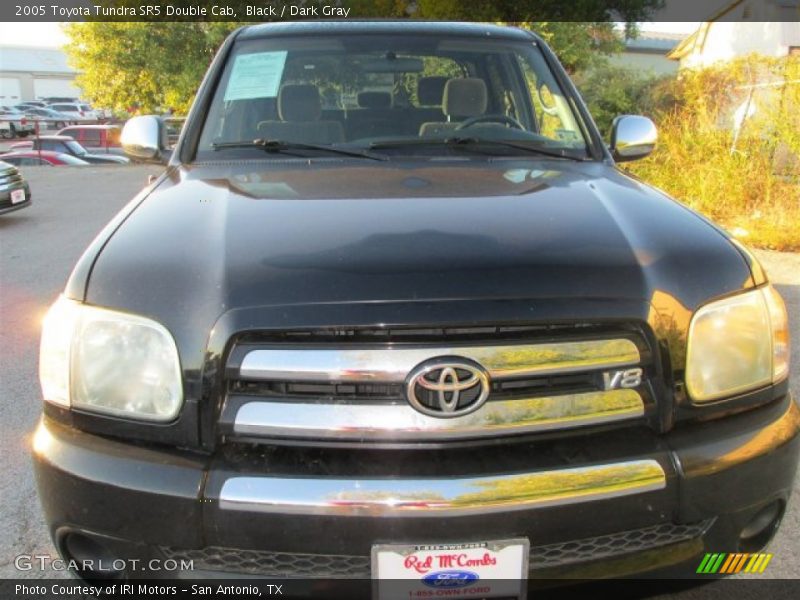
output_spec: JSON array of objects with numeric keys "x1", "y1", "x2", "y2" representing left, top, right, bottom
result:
[{"x1": 602, "y1": 368, "x2": 643, "y2": 390}]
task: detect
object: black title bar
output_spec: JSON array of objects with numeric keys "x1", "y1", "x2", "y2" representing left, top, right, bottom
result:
[{"x1": 2, "y1": 0, "x2": 799, "y2": 23}]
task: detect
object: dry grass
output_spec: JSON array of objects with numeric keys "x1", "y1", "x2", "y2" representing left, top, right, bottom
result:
[{"x1": 626, "y1": 56, "x2": 800, "y2": 251}]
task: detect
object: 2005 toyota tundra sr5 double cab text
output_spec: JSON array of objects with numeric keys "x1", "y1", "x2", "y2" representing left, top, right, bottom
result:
[{"x1": 34, "y1": 21, "x2": 798, "y2": 591}]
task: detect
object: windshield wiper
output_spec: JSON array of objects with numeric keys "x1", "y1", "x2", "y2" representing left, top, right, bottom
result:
[
  {"x1": 370, "y1": 137, "x2": 588, "y2": 161},
  {"x1": 212, "y1": 138, "x2": 388, "y2": 161}
]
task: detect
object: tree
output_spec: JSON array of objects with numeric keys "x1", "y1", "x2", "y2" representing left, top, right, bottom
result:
[
  {"x1": 65, "y1": 0, "x2": 662, "y2": 113},
  {"x1": 574, "y1": 63, "x2": 672, "y2": 133},
  {"x1": 65, "y1": 22, "x2": 239, "y2": 114},
  {"x1": 412, "y1": 0, "x2": 663, "y2": 72}
]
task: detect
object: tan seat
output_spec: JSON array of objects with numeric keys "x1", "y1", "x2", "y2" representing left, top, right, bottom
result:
[
  {"x1": 345, "y1": 91, "x2": 397, "y2": 140},
  {"x1": 257, "y1": 84, "x2": 344, "y2": 145},
  {"x1": 417, "y1": 76, "x2": 448, "y2": 107},
  {"x1": 419, "y1": 78, "x2": 488, "y2": 138}
]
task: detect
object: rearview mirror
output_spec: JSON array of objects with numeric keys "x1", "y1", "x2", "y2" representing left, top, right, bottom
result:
[
  {"x1": 360, "y1": 57, "x2": 424, "y2": 73},
  {"x1": 610, "y1": 115, "x2": 657, "y2": 162},
  {"x1": 121, "y1": 115, "x2": 169, "y2": 163}
]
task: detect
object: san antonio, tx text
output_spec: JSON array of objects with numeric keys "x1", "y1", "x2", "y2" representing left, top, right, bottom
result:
[{"x1": 16, "y1": 583, "x2": 283, "y2": 596}]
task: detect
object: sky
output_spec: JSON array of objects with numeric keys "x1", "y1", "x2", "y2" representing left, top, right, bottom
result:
[
  {"x1": 639, "y1": 22, "x2": 700, "y2": 33},
  {"x1": 0, "y1": 22, "x2": 70, "y2": 47},
  {"x1": 0, "y1": 21, "x2": 700, "y2": 49}
]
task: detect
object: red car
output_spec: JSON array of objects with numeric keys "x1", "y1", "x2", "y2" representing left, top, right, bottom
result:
[
  {"x1": 0, "y1": 150, "x2": 90, "y2": 166},
  {"x1": 57, "y1": 124, "x2": 123, "y2": 155}
]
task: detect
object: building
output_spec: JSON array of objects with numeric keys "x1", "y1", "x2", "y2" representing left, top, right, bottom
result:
[
  {"x1": 665, "y1": 0, "x2": 800, "y2": 153},
  {"x1": 610, "y1": 31, "x2": 684, "y2": 75},
  {"x1": 668, "y1": 0, "x2": 800, "y2": 68},
  {"x1": 0, "y1": 46, "x2": 80, "y2": 105}
]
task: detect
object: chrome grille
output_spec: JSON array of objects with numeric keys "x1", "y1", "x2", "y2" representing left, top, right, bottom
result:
[
  {"x1": 159, "y1": 519, "x2": 713, "y2": 577},
  {"x1": 222, "y1": 327, "x2": 650, "y2": 443}
]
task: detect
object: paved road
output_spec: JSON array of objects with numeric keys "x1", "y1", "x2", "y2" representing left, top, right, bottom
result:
[
  {"x1": 0, "y1": 165, "x2": 156, "y2": 580},
  {"x1": 0, "y1": 166, "x2": 798, "y2": 591}
]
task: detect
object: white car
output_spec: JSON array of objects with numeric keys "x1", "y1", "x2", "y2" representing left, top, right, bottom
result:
[
  {"x1": 0, "y1": 109, "x2": 35, "y2": 139},
  {"x1": 22, "y1": 107, "x2": 73, "y2": 129},
  {"x1": 46, "y1": 102, "x2": 100, "y2": 122}
]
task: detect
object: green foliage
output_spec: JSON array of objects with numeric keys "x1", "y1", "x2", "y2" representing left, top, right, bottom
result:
[
  {"x1": 414, "y1": 0, "x2": 661, "y2": 23},
  {"x1": 528, "y1": 22, "x2": 625, "y2": 73},
  {"x1": 575, "y1": 62, "x2": 673, "y2": 134},
  {"x1": 64, "y1": 0, "x2": 663, "y2": 114},
  {"x1": 65, "y1": 22, "x2": 240, "y2": 113},
  {"x1": 414, "y1": 0, "x2": 661, "y2": 72}
]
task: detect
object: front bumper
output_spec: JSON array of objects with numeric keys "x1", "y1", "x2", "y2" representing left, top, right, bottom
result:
[
  {"x1": 0, "y1": 184, "x2": 31, "y2": 215},
  {"x1": 33, "y1": 394, "x2": 800, "y2": 583}
]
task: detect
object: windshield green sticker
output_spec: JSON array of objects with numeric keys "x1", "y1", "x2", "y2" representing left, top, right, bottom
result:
[{"x1": 224, "y1": 51, "x2": 288, "y2": 101}]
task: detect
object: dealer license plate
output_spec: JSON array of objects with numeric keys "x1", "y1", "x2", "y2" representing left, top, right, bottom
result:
[
  {"x1": 11, "y1": 189, "x2": 25, "y2": 204},
  {"x1": 372, "y1": 538, "x2": 529, "y2": 600}
]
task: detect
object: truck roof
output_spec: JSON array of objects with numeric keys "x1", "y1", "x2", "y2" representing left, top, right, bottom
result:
[
  {"x1": 58, "y1": 125, "x2": 120, "y2": 131},
  {"x1": 239, "y1": 21, "x2": 535, "y2": 42},
  {"x1": 27, "y1": 135, "x2": 73, "y2": 141}
]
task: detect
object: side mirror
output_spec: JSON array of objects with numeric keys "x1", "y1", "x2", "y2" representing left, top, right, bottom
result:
[
  {"x1": 121, "y1": 115, "x2": 169, "y2": 163},
  {"x1": 610, "y1": 115, "x2": 657, "y2": 162}
]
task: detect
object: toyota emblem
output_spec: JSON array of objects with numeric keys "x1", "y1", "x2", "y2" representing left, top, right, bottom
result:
[{"x1": 405, "y1": 358, "x2": 490, "y2": 418}]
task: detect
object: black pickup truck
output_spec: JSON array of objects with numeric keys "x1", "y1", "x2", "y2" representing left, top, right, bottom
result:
[{"x1": 34, "y1": 22, "x2": 797, "y2": 591}]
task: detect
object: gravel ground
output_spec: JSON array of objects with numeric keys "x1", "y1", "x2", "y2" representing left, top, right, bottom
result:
[{"x1": 0, "y1": 166, "x2": 798, "y2": 594}]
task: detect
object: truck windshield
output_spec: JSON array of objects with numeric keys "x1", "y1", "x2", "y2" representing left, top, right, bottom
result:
[{"x1": 196, "y1": 34, "x2": 592, "y2": 160}]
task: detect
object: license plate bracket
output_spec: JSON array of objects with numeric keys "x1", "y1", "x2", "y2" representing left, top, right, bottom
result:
[{"x1": 372, "y1": 538, "x2": 529, "y2": 599}]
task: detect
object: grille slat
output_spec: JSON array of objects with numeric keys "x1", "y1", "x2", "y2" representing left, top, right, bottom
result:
[{"x1": 235, "y1": 322, "x2": 619, "y2": 345}]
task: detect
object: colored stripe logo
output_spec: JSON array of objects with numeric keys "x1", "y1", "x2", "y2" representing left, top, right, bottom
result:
[{"x1": 696, "y1": 553, "x2": 773, "y2": 574}]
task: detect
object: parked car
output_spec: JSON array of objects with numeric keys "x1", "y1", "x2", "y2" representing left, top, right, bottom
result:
[
  {"x1": 23, "y1": 108, "x2": 72, "y2": 130},
  {"x1": 57, "y1": 124, "x2": 123, "y2": 155},
  {"x1": 0, "y1": 159, "x2": 31, "y2": 215},
  {"x1": 0, "y1": 109, "x2": 35, "y2": 139},
  {"x1": 0, "y1": 150, "x2": 90, "y2": 166},
  {"x1": 94, "y1": 107, "x2": 114, "y2": 120},
  {"x1": 35, "y1": 22, "x2": 797, "y2": 588},
  {"x1": 40, "y1": 96, "x2": 79, "y2": 104},
  {"x1": 8, "y1": 136, "x2": 128, "y2": 164},
  {"x1": 45, "y1": 102, "x2": 100, "y2": 122},
  {"x1": 15, "y1": 101, "x2": 49, "y2": 110}
]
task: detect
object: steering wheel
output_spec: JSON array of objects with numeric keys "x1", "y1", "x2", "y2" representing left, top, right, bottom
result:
[{"x1": 456, "y1": 114, "x2": 525, "y2": 130}]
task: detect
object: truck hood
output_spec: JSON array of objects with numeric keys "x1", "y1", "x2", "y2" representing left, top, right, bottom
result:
[{"x1": 80, "y1": 159, "x2": 752, "y2": 361}]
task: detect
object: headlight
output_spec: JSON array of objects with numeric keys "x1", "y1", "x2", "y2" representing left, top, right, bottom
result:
[
  {"x1": 39, "y1": 296, "x2": 183, "y2": 421},
  {"x1": 686, "y1": 286, "x2": 790, "y2": 403}
]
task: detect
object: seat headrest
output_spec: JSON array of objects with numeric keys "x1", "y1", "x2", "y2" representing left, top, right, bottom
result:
[
  {"x1": 278, "y1": 84, "x2": 322, "y2": 122},
  {"x1": 443, "y1": 78, "x2": 487, "y2": 118},
  {"x1": 357, "y1": 91, "x2": 391, "y2": 109},
  {"x1": 417, "y1": 76, "x2": 448, "y2": 105}
]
